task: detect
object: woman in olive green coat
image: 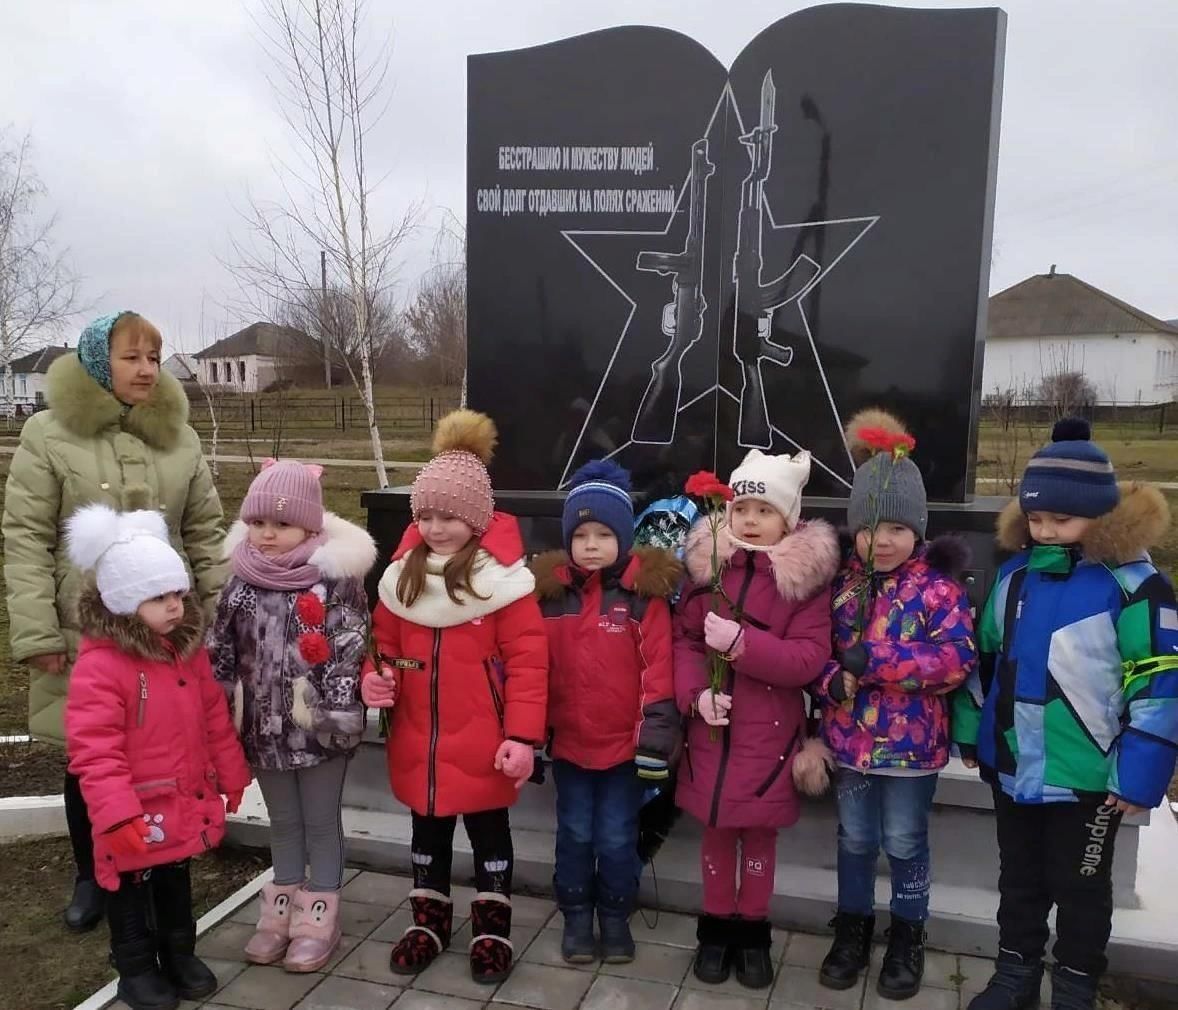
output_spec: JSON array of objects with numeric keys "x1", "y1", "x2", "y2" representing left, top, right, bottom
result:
[{"x1": 2, "y1": 310, "x2": 226, "y2": 930}]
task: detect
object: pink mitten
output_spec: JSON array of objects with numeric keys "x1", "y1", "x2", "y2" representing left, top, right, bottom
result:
[
  {"x1": 361, "y1": 667, "x2": 397, "y2": 708},
  {"x1": 703, "y1": 611, "x2": 745, "y2": 658},
  {"x1": 696, "y1": 689, "x2": 733, "y2": 727},
  {"x1": 494, "y1": 740, "x2": 535, "y2": 789}
]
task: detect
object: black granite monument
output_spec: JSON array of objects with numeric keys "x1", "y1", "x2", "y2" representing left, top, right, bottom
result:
[{"x1": 365, "y1": 3, "x2": 1008, "y2": 601}]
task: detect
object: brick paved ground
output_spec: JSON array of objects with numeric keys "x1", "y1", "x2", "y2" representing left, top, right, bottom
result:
[{"x1": 103, "y1": 868, "x2": 1023, "y2": 1010}]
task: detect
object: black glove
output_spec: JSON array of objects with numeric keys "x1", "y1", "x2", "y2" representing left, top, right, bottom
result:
[
  {"x1": 528, "y1": 750, "x2": 547, "y2": 785},
  {"x1": 841, "y1": 643, "x2": 869, "y2": 678}
]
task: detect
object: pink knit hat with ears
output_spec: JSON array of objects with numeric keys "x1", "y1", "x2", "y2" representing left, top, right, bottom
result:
[
  {"x1": 240, "y1": 459, "x2": 325, "y2": 532},
  {"x1": 410, "y1": 409, "x2": 498, "y2": 534}
]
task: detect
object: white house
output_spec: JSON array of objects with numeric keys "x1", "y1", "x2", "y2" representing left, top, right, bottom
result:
[
  {"x1": 3, "y1": 344, "x2": 73, "y2": 409},
  {"x1": 983, "y1": 268, "x2": 1178, "y2": 405},
  {"x1": 193, "y1": 323, "x2": 315, "y2": 392}
]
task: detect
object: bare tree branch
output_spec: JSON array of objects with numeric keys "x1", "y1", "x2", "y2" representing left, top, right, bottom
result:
[
  {"x1": 226, "y1": 0, "x2": 420, "y2": 486},
  {"x1": 0, "y1": 128, "x2": 86, "y2": 414}
]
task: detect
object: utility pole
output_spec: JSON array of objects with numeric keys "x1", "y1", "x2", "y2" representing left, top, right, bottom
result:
[{"x1": 321, "y1": 249, "x2": 331, "y2": 389}]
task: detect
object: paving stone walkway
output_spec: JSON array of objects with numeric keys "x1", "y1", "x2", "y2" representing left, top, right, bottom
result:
[{"x1": 102, "y1": 868, "x2": 1013, "y2": 1010}]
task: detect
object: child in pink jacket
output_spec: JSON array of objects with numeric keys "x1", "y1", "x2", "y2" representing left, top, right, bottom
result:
[
  {"x1": 674, "y1": 449, "x2": 839, "y2": 990},
  {"x1": 65, "y1": 505, "x2": 251, "y2": 1010}
]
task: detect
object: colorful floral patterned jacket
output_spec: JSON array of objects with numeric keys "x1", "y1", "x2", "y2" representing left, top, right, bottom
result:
[{"x1": 812, "y1": 537, "x2": 977, "y2": 772}]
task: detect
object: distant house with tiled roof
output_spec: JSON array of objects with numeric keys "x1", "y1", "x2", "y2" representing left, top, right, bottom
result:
[
  {"x1": 983, "y1": 267, "x2": 1178, "y2": 404},
  {"x1": 193, "y1": 322, "x2": 319, "y2": 392},
  {"x1": 3, "y1": 344, "x2": 72, "y2": 409}
]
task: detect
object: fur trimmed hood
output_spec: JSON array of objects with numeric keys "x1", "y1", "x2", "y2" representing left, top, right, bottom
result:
[
  {"x1": 532, "y1": 545, "x2": 682, "y2": 601},
  {"x1": 76, "y1": 584, "x2": 205, "y2": 662},
  {"x1": 223, "y1": 511, "x2": 377, "y2": 580},
  {"x1": 996, "y1": 482, "x2": 1171, "y2": 565},
  {"x1": 684, "y1": 517, "x2": 839, "y2": 601},
  {"x1": 45, "y1": 352, "x2": 189, "y2": 451}
]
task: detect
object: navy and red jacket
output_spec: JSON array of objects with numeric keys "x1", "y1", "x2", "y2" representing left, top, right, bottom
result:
[{"x1": 532, "y1": 546, "x2": 682, "y2": 771}]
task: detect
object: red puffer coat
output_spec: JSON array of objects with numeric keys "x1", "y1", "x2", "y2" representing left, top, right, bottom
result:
[
  {"x1": 65, "y1": 590, "x2": 251, "y2": 891},
  {"x1": 533, "y1": 546, "x2": 682, "y2": 770},
  {"x1": 372, "y1": 513, "x2": 548, "y2": 817},
  {"x1": 674, "y1": 519, "x2": 838, "y2": 830}
]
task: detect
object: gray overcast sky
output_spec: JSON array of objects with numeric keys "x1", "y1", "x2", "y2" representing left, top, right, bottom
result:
[{"x1": 4, "y1": 0, "x2": 1177, "y2": 351}]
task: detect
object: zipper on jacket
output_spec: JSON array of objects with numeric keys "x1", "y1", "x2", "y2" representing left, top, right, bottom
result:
[
  {"x1": 428, "y1": 629, "x2": 442, "y2": 817},
  {"x1": 137, "y1": 672, "x2": 148, "y2": 728},
  {"x1": 753, "y1": 726, "x2": 802, "y2": 797},
  {"x1": 483, "y1": 660, "x2": 505, "y2": 728},
  {"x1": 708, "y1": 554, "x2": 758, "y2": 827}
]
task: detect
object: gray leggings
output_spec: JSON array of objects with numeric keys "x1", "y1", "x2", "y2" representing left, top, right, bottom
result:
[{"x1": 255, "y1": 757, "x2": 349, "y2": 892}]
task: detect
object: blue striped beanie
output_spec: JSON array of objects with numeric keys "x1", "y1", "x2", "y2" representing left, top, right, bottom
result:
[
  {"x1": 562, "y1": 460, "x2": 634, "y2": 556},
  {"x1": 1019, "y1": 417, "x2": 1118, "y2": 518}
]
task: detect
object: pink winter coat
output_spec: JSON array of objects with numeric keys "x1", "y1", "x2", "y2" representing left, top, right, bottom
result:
[
  {"x1": 66, "y1": 588, "x2": 251, "y2": 891},
  {"x1": 674, "y1": 519, "x2": 838, "y2": 830}
]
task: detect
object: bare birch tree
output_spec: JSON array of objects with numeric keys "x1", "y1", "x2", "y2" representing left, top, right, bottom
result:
[
  {"x1": 229, "y1": 0, "x2": 417, "y2": 486},
  {"x1": 0, "y1": 129, "x2": 83, "y2": 416}
]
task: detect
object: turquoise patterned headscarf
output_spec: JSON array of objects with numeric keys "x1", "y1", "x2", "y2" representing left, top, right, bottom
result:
[{"x1": 77, "y1": 311, "x2": 132, "y2": 391}]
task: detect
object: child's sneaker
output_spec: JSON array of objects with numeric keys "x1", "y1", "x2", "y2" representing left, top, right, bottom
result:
[
  {"x1": 597, "y1": 910, "x2": 635, "y2": 964},
  {"x1": 966, "y1": 951, "x2": 1043, "y2": 1010},
  {"x1": 1050, "y1": 964, "x2": 1098, "y2": 1010},
  {"x1": 560, "y1": 907, "x2": 596, "y2": 964}
]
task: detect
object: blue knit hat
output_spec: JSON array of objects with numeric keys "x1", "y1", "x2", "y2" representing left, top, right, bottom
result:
[
  {"x1": 1019, "y1": 417, "x2": 1119, "y2": 518},
  {"x1": 563, "y1": 460, "x2": 634, "y2": 557},
  {"x1": 77, "y1": 311, "x2": 132, "y2": 391}
]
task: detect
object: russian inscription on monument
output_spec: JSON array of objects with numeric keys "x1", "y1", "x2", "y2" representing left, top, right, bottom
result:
[{"x1": 466, "y1": 4, "x2": 1006, "y2": 501}]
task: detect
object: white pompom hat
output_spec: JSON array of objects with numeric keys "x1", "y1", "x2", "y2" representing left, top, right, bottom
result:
[{"x1": 66, "y1": 504, "x2": 190, "y2": 615}]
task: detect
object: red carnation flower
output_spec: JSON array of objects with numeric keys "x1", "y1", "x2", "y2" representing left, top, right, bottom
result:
[
  {"x1": 684, "y1": 471, "x2": 735, "y2": 502},
  {"x1": 296, "y1": 592, "x2": 326, "y2": 626},
  {"x1": 298, "y1": 632, "x2": 330, "y2": 665},
  {"x1": 856, "y1": 427, "x2": 917, "y2": 458}
]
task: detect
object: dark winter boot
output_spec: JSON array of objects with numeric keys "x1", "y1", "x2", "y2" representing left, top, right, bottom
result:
[
  {"x1": 64, "y1": 877, "x2": 106, "y2": 932},
  {"x1": 966, "y1": 951, "x2": 1044, "y2": 1010},
  {"x1": 597, "y1": 909, "x2": 636, "y2": 964},
  {"x1": 151, "y1": 862, "x2": 217, "y2": 1000},
  {"x1": 389, "y1": 889, "x2": 453, "y2": 976},
  {"x1": 469, "y1": 893, "x2": 513, "y2": 984},
  {"x1": 733, "y1": 918, "x2": 775, "y2": 990},
  {"x1": 693, "y1": 914, "x2": 733, "y2": 984},
  {"x1": 819, "y1": 912, "x2": 875, "y2": 990},
  {"x1": 877, "y1": 916, "x2": 925, "y2": 1000},
  {"x1": 108, "y1": 875, "x2": 179, "y2": 1010},
  {"x1": 560, "y1": 906, "x2": 596, "y2": 964},
  {"x1": 1050, "y1": 964, "x2": 1099, "y2": 1010}
]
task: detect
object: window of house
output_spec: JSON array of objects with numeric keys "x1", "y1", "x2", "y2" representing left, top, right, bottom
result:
[
  {"x1": 212, "y1": 362, "x2": 220, "y2": 383},
  {"x1": 239, "y1": 361, "x2": 246, "y2": 384},
  {"x1": 18, "y1": 376, "x2": 27, "y2": 395}
]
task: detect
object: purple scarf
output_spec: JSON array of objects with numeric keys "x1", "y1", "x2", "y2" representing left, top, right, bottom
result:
[{"x1": 230, "y1": 531, "x2": 326, "y2": 590}]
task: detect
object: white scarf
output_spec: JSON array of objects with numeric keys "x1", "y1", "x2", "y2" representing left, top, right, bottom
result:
[{"x1": 377, "y1": 548, "x2": 535, "y2": 628}]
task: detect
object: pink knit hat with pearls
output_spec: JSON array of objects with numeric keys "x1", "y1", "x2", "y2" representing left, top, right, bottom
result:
[
  {"x1": 241, "y1": 459, "x2": 325, "y2": 532},
  {"x1": 409, "y1": 410, "x2": 498, "y2": 534}
]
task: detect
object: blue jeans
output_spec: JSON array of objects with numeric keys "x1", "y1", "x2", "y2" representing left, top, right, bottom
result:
[
  {"x1": 835, "y1": 768, "x2": 938, "y2": 922},
  {"x1": 553, "y1": 759, "x2": 644, "y2": 917}
]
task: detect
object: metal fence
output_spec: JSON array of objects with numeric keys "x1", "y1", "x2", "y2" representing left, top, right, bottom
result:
[
  {"x1": 186, "y1": 393, "x2": 461, "y2": 436},
  {"x1": 982, "y1": 400, "x2": 1178, "y2": 434}
]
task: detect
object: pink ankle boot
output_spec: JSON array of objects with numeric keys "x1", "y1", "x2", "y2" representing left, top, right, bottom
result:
[
  {"x1": 283, "y1": 889, "x2": 341, "y2": 973},
  {"x1": 244, "y1": 882, "x2": 302, "y2": 964}
]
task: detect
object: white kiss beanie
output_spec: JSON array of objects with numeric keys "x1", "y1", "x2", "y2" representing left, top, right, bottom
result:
[
  {"x1": 727, "y1": 448, "x2": 813, "y2": 530},
  {"x1": 66, "y1": 504, "x2": 190, "y2": 615}
]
